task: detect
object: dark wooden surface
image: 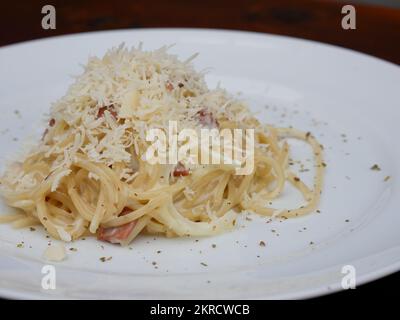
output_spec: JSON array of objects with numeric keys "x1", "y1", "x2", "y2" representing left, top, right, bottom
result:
[
  {"x1": 0, "y1": 0, "x2": 400, "y2": 64},
  {"x1": 0, "y1": 0, "x2": 399, "y2": 300}
]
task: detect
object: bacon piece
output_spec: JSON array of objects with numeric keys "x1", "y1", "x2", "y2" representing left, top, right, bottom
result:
[
  {"x1": 173, "y1": 162, "x2": 190, "y2": 177},
  {"x1": 97, "y1": 207, "x2": 137, "y2": 244},
  {"x1": 165, "y1": 82, "x2": 174, "y2": 91},
  {"x1": 97, "y1": 105, "x2": 117, "y2": 119},
  {"x1": 42, "y1": 118, "x2": 56, "y2": 140},
  {"x1": 196, "y1": 108, "x2": 219, "y2": 128}
]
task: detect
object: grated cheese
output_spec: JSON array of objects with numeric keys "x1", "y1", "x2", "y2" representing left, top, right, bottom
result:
[
  {"x1": 1, "y1": 44, "x2": 267, "y2": 193},
  {"x1": 44, "y1": 242, "x2": 67, "y2": 262}
]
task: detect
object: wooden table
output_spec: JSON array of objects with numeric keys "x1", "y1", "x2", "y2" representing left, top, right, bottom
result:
[
  {"x1": 0, "y1": 0, "x2": 399, "y2": 65},
  {"x1": 0, "y1": 0, "x2": 399, "y2": 300}
]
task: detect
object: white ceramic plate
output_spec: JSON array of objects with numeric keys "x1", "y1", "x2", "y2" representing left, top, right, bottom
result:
[{"x1": 0, "y1": 29, "x2": 399, "y2": 300}]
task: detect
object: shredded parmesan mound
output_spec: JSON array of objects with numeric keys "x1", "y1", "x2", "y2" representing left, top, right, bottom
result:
[{"x1": 1, "y1": 44, "x2": 262, "y2": 191}]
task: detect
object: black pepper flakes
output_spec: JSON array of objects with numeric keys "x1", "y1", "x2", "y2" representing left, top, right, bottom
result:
[
  {"x1": 99, "y1": 256, "x2": 112, "y2": 262},
  {"x1": 370, "y1": 164, "x2": 381, "y2": 171}
]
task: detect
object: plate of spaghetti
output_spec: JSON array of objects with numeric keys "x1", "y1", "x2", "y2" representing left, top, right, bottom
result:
[{"x1": 0, "y1": 29, "x2": 399, "y2": 299}]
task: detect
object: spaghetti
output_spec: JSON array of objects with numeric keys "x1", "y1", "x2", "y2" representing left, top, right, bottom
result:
[{"x1": 0, "y1": 45, "x2": 324, "y2": 245}]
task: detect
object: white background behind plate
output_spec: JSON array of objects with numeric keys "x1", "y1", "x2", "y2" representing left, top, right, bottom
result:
[{"x1": 0, "y1": 29, "x2": 399, "y2": 299}]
